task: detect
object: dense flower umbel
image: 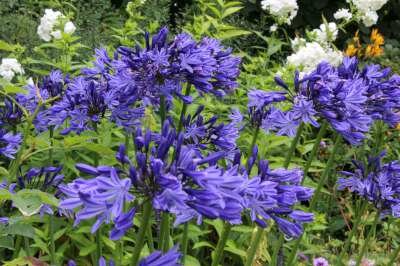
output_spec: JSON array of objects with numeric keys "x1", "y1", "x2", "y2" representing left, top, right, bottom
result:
[
  {"x1": 106, "y1": 27, "x2": 240, "y2": 107},
  {"x1": 338, "y1": 151, "x2": 400, "y2": 217},
  {"x1": 0, "y1": 99, "x2": 23, "y2": 127}
]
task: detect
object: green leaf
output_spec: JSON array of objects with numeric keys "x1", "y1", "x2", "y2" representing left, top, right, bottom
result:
[
  {"x1": 1, "y1": 223, "x2": 35, "y2": 238},
  {"x1": 82, "y1": 142, "x2": 114, "y2": 156},
  {"x1": 0, "y1": 189, "x2": 12, "y2": 201},
  {"x1": 217, "y1": 29, "x2": 251, "y2": 40},
  {"x1": 0, "y1": 40, "x2": 17, "y2": 52},
  {"x1": 11, "y1": 189, "x2": 58, "y2": 216},
  {"x1": 79, "y1": 243, "x2": 97, "y2": 256},
  {"x1": 0, "y1": 166, "x2": 9, "y2": 176},
  {"x1": 184, "y1": 255, "x2": 201, "y2": 266},
  {"x1": 3, "y1": 85, "x2": 27, "y2": 94},
  {"x1": 224, "y1": 246, "x2": 247, "y2": 257},
  {"x1": 0, "y1": 236, "x2": 14, "y2": 250},
  {"x1": 222, "y1": 6, "x2": 243, "y2": 19},
  {"x1": 192, "y1": 241, "x2": 214, "y2": 250}
]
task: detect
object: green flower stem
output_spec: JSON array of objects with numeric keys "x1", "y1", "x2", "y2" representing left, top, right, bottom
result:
[
  {"x1": 337, "y1": 201, "x2": 367, "y2": 265},
  {"x1": 131, "y1": 201, "x2": 153, "y2": 266},
  {"x1": 301, "y1": 121, "x2": 328, "y2": 185},
  {"x1": 147, "y1": 224, "x2": 154, "y2": 252},
  {"x1": 256, "y1": 124, "x2": 305, "y2": 266},
  {"x1": 355, "y1": 210, "x2": 381, "y2": 266},
  {"x1": 96, "y1": 230, "x2": 102, "y2": 265},
  {"x1": 287, "y1": 133, "x2": 341, "y2": 266},
  {"x1": 49, "y1": 215, "x2": 56, "y2": 265},
  {"x1": 178, "y1": 84, "x2": 192, "y2": 263},
  {"x1": 244, "y1": 227, "x2": 264, "y2": 266},
  {"x1": 181, "y1": 223, "x2": 189, "y2": 265},
  {"x1": 210, "y1": 125, "x2": 260, "y2": 266},
  {"x1": 211, "y1": 223, "x2": 232, "y2": 266},
  {"x1": 24, "y1": 237, "x2": 30, "y2": 257},
  {"x1": 388, "y1": 243, "x2": 400, "y2": 266},
  {"x1": 177, "y1": 84, "x2": 192, "y2": 132},
  {"x1": 159, "y1": 212, "x2": 170, "y2": 251}
]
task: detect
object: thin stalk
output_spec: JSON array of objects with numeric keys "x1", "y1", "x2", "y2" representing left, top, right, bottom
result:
[
  {"x1": 131, "y1": 201, "x2": 153, "y2": 266},
  {"x1": 147, "y1": 224, "x2": 154, "y2": 252},
  {"x1": 337, "y1": 201, "x2": 367, "y2": 264},
  {"x1": 24, "y1": 237, "x2": 30, "y2": 257},
  {"x1": 96, "y1": 230, "x2": 102, "y2": 265},
  {"x1": 265, "y1": 124, "x2": 305, "y2": 266},
  {"x1": 244, "y1": 227, "x2": 264, "y2": 266},
  {"x1": 287, "y1": 133, "x2": 341, "y2": 265},
  {"x1": 211, "y1": 223, "x2": 232, "y2": 266},
  {"x1": 284, "y1": 123, "x2": 304, "y2": 168},
  {"x1": 355, "y1": 211, "x2": 381, "y2": 266},
  {"x1": 47, "y1": 127, "x2": 56, "y2": 265},
  {"x1": 159, "y1": 212, "x2": 170, "y2": 251},
  {"x1": 177, "y1": 84, "x2": 192, "y2": 263},
  {"x1": 301, "y1": 121, "x2": 328, "y2": 185},
  {"x1": 177, "y1": 84, "x2": 192, "y2": 132},
  {"x1": 49, "y1": 216, "x2": 56, "y2": 265},
  {"x1": 388, "y1": 243, "x2": 400, "y2": 266},
  {"x1": 181, "y1": 223, "x2": 189, "y2": 265}
]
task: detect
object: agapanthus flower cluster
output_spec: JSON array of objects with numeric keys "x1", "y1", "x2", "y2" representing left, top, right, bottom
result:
[
  {"x1": 37, "y1": 9, "x2": 76, "y2": 42},
  {"x1": 106, "y1": 27, "x2": 240, "y2": 107},
  {"x1": 1, "y1": 166, "x2": 64, "y2": 216},
  {"x1": 15, "y1": 70, "x2": 66, "y2": 131},
  {"x1": 338, "y1": 151, "x2": 400, "y2": 218},
  {"x1": 262, "y1": 57, "x2": 400, "y2": 145},
  {"x1": 59, "y1": 117, "x2": 313, "y2": 238}
]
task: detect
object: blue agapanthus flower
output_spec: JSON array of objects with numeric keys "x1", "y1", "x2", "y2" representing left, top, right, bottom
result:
[
  {"x1": 139, "y1": 246, "x2": 182, "y2": 266},
  {"x1": 105, "y1": 27, "x2": 240, "y2": 108},
  {"x1": 0, "y1": 129, "x2": 22, "y2": 159},
  {"x1": 267, "y1": 59, "x2": 373, "y2": 145},
  {"x1": 0, "y1": 98, "x2": 23, "y2": 127},
  {"x1": 338, "y1": 151, "x2": 400, "y2": 218}
]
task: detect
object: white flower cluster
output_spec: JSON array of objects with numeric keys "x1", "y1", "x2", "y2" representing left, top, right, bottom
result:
[
  {"x1": 261, "y1": 0, "x2": 298, "y2": 25},
  {"x1": 37, "y1": 9, "x2": 76, "y2": 42},
  {"x1": 312, "y1": 22, "x2": 338, "y2": 43},
  {"x1": 334, "y1": 8, "x2": 352, "y2": 21},
  {"x1": 339, "y1": 0, "x2": 389, "y2": 27},
  {"x1": 0, "y1": 58, "x2": 24, "y2": 81},
  {"x1": 287, "y1": 42, "x2": 343, "y2": 75}
]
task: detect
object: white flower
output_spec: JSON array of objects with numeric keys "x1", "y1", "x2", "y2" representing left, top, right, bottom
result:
[
  {"x1": 64, "y1": 21, "x2": 76, "y2": 34},
  {"x1": 37, "y1": 9, "x2": 76, "y2": 41},
  {"x1": 0, "y1": 58, "x2": 24, "y2": 81},
  {"x1": 361, "y1": 10, "x2": 378, "y2": 27},
  {"x1": 291, "y1": 37, "x2": 306, "y2": 51},
  {"x1": 27, "y1": 77, "x2": 34, "y2": 86},
  {"x1": 334, "y1": 8, "x2": 352, "y2": 21},
  {"x1": 37, "y1": 9, "x2": 63, "y2": 41},
  {"x1": 312, "y1": 22, "x2": 338, "y2": 43},
  {"x1": 287, "y1": 42, "x2": 343, "y2": 74},
  {"x1": 350, "y1": 0, "x2": 388, "y2": 12},
  {"x1": 261, "y1": 0, "x2": 298, "y2": 24},
  {"x1": 270, "y1": 24, "x2": 278, "y2": 32}
]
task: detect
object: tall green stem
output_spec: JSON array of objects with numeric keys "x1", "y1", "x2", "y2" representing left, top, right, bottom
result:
[
  {"x1": 131, "y1": 201, "x2": 153, "y2": 266},
  {"x1": 355, "y1": 211, "x2": 380, "y2": 266},
  {"x1": 337, "y1": 201, "x2": 367, "y2": 264},
  {"x1": 159, "y1": 212, "x2": 170, "y2": 251},
  {"x1": 177, "y1": 84, "x2": 192, "y2": 132},
  {"x1": 255, "y1": 124, "x2": 305, "y2": 266},
  {"x1": 211, "y1": 223, "x2": 232, "y2": 266},
  {"x1": 245, "y1": 227, "x2": 264, "y2": 266},
  {"x1": 49, "y1": 215, "x2": 56, "y2": 264},
  {"x1": 181, "y1": 223, "x2": 189, "y2": 265},
  {"x1": 287, "y1": 133, "x2": 341, "y2": 266},
  {"x1": 301, "y1": 121, "x2": 328, "y2": 185},
  {"x1": 388, "y1": 243, "x2": 400, "y2": 266}
]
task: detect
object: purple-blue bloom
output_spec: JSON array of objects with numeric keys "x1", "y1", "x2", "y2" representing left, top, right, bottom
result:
[
  {"x1": 139, "y1": 246, "x2": 182, "y2": 266},
  {"x1": 337, "y1": 151, "x2": 400, "y2": 217},
  {"x1": 0, "y1": 129, "x2": 22, "y2": 159}
]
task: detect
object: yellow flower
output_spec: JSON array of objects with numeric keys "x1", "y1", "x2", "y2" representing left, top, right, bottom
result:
[
  {"x1": 370, "y1": 28, "x2": 384, "y2": 46},
  {"x1": 365, "y1": 29, "x2": 384, "y2": 58},
  {"x1": 345, "y1": 44, "x2": 358, "y2": 56}
]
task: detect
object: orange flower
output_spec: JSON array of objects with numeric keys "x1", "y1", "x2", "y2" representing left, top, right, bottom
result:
[
  {"x1": 370, "y1": 28, "x2": 384, "y2": 46},
  {"x1": 345, "y1": 31, "x2": 361, "y2": 57},
  {"x1": 365, "y1": 28, "x2": 384, "y2": 57}
]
